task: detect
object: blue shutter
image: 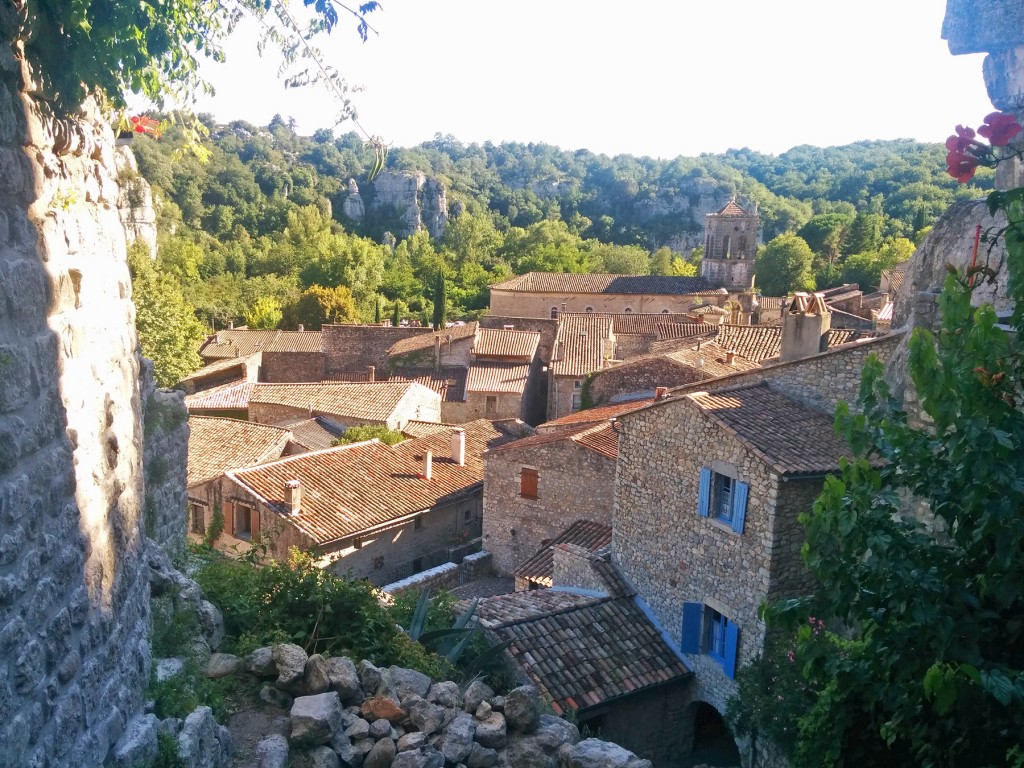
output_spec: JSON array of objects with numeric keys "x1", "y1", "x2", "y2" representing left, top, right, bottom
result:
[
  {"x1": 723, "y1": 621, "x2": 740, "y2": 679},
  {"x1": 731, "y1": 481, "x2": 749, "y2": 533},
  {"x1": 697, "y1": 468, "x2": 712, "y2": 518},
  {"x1": 680, "y1": 602, "x2": 703, "y2": 654}
]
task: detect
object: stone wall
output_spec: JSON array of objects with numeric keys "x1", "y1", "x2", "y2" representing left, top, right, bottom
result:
[
  {"x1": 479, "y1": 315, "x2": 558, "y2": 364},
  {"x1": 261, "y1": 350, "x2": 326, "y2": 383},
  {"x1": 380, "y1": 550, "x2": 492, "y2": 598},
  {"x1": 444, "y1": 391, "x2": 524, "y2": 425},
  {"x1": 489, "y1": 290, "x2": 710, "y2": 319},
  {"x1": 323, "y1": 324, "x2": 423, "y2": 372},
  {"x1": 483, "y1": 440, "x2": 616, "y2": 575},
  {"x1": 589, "y1": 358, "x2": 709, "y2": 406},
  {"x1": 141, "y1": 359, "x2": 190, "y2": 555},
  {"x1": 0, "y1": 41, "x2": 151, "y2": 765},
  {"x1": 612, "y1": 333, "x2": 655, "y2": 360}
]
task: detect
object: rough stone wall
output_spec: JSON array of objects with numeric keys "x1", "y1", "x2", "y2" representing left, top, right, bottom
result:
[
  {"x1": 260, "y1": 350, "x2": 326, "y2": 383},
  {"x1": 589, "y1": 358, "x2": 709, "y2": 406},
  {"x1": 381, "y1": 550, "x2": 492, "y2": 597},
  {"x1": 141, "y1": 359, "x2": 189, "y2": 555},
  {"x1": 443, "y1": 391, "x2": 523, "y2": 425},
  {"x1": 489, "y1": 290, "x2": 708, "y2": 319},
  {"x1": 612, "y1": 397, "x2": 790, "y2": 717},
  {"x1": 584, "y1": 681, "x2": 692, "y2": 768},
  {"x1": 113, "y1": 144, "x2": 157, "y2": 258},
  {"x1": 482, "y1": 441, "x2": 616, "y2": 575},
  {"x1": 322, "y1": 324, "x2": 423, "y2": 372},
  {"x1": 612, "y1": 333, "x2": 655, "y2": 359},
  {"x1": 0, "y1": 47, "x2": 151, "y2": 766},
  {"x1": 548, "y1": 375, "x2": 582, "y2": 423}
]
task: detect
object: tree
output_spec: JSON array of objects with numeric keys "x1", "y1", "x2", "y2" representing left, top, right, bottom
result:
[
  {"x1": 432, "y1": 271, "x2": 447, "y2": 330},
  {"x1": 797, "y1": 213, "x2": 854, "y2": 266},
  {"x1": 650, "y1": 246, "x2": 674, "y2": 276},
  {"x1": 283, "y1": 285, "x2": 357, "y2": 330},
  {"x1": 843, "y1": 211, "x2": 884, "y2": 255},
  {"x1": 374, "y1": 295, "x2": 382, "y2": 323},
  {"x1": 754, "y1": 234, "x2": 816, "y2": 296},
  {"x1": 127, "y1": 243, "x2": 205, "y2": 387},
  {"x1": 391, "y1": 301, "x2": 401, "y2": 328},
  {"x1": 243, "y1": 296, "x2": 283, "y2": 330}
]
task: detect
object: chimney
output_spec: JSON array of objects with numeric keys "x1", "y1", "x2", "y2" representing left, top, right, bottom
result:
[
  {"x1": 423, "y1": 451, "x2": 433, "y2": 480},
  {"x1": 298, "y1": 323, "x2": 305, "y2": 332},
  {"x1": 367, "y1": 365, "x2": 375, "y2": 382},
  {"x1": 780, "y1": 292, "x2": 832, "y2": 363},
  {"x1": 655, "y1": 386, "x2": 669, "y2": 400},
  {"x1": 284, "y1": 479, "x2": 302, "y2": 516},
  {"x1": 725, "y1": 350, "x2": 736, "y2": 365},
  {"x1": 214, "y1": 332, "x2": 222, "y2": 344},
  {"x1": 503, "y1": 324, "x2": 515, "y2": 330},
  {"x1": 434, "y1": 335, "x2": 441, "y2": 368},
  {"x1": 228, "y1": 320, "x2": 234, "y2": 330},
  {"x1": 451, "y1": 428, "x2": 466, "y2": 466}
]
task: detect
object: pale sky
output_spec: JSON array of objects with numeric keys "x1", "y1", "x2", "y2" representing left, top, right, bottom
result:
[{"x1": 190, "y1": 0, "x2": 994, "y2": 158}]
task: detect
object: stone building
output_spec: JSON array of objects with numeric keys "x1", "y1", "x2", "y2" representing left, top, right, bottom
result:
[
  {"x1": 512, "y1": 519, "x2": 612, "y2": 590},
  {"x1": 489, "y1": 272, "x2": 723, "y2": 319},
  {"x1": 207, "y1": 420, "x2": 517, "y2": 585},
  {"x1": 482, "y1": 420, "x2": 619, "y2": 575},
  {"x1": 547, "y1": 313, "x2": 616, "y2": 420},
  {"x1": 701, "y1": 199, "x2": 759, "y2": 290}
]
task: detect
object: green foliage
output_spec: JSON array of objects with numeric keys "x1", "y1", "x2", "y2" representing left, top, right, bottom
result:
[
  {"x1": 153, "y1": 731, "x2": 185, "y2": 768},
  {"x1": 203, "y1": 502, "x2": 225, "y2": 547},
  {"x1": 333, "y1": 424, "x2": 405, "y2": 446},
  {"x1": 128, "y1": 242, "x2": 205, "y2": 387},
  {"x1": 391, "y1": 301, "x2": 402, "y2": 328},
  {"x1": 432, "y1": 271, "x2": 447, "y2": 330},
  {"x1": 283, "y1": 284, "x2": 357, "y2": 330},
  {"x1": 754, "y1": 234, "x2": 816, "y2": 296},
  {"x1": 243, "y1": 296, "x2": 283, "y2": 329}
]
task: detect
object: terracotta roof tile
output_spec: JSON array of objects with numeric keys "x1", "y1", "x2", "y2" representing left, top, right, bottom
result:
[
  {"x1": 473, "y1": 328, "x2": 540, "y2": 360},
  {"x1": 187, "y1": 416, "x2": 291, "y2": 486},
  {"x1": 687, "y1": 383, "x2": 854, "y2": 476},
  {"x1": 513, "y1": 521, "x2": 613, "y2": 587},
  {"x1": 691, "y1": 305, "x2": 729, "y2": 316},
  {"x1": 199, "y1": 329, "x2": 322, "y2": 360},
  {"x1": 877, "y1": 301, "x2": 894, "y2": 322},
  {"x1": 664, "y1": 342, "x2": 760, "y2": 377},
  {"x1": 655, "y1": 322, "x2": 718, "y2": 342},
  {"x1": 881, "y1": 267, "x2": 906, "y2": 293},
  {"x1": 487, "y1": 421, "x2": 619, "y2": 459},
  {"x1": 388, "y1": 323, "x2": 478, "y2": 357},
  {"x1": 715, "y1": 325, "x2": 783, "y2": 362},
  {"x1": 389, "y1": 367, "x2": 467, "y2": 402},
  {"x1": 757, "y1": 296, "x2": 789, "y2": 311},
  {"x1": 489, "y1": 272, "x2": 719, "y2": 295},
  {"x1": 179, "y1": 355, "x2": 257, "y2": 385},
  {"x1": 401, "y1": 420, "x2": 460, "y2": 439},
  {"x1": 713, "y1": 200, "x2": 751, "y2": 216},
  {"x1": 539, "y1": 398, "x2": 655, "y2": 431},
  {"x1": 228, "y1": 420, "x2": 517, "y2": 544},
  {"x1": 473, "y1": 589, "x2": 690, "y2": 713},
  {"x1": 185, "y1": 382, "x2": 256, "y2": 411},
  {"x1": 606, "y1": 313, "x2": 694, "y2": 336},
  {"x1": 267, "y1": 331, "x2": 325, "y2": 353},
  {"x1": 551, "y1": 314, "x2": 614, "y2": 377},
  {"x1": 276, "y1": 416, "x2": 346, "y2": 451},
  {"x1": 248, "y1": 382, "x2": 425, "y2": 423},
  {"x1": 466, "y1": 362, "x2": 532, "y2": 394}
]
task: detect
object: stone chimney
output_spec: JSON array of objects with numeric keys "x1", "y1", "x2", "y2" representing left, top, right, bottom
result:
[
  {"x1": 655, "y1": 386, "x2": 669, "y2": 400},
  {"x1": 228, "y1": 320, "x2": 234, "y2": 330},
  {"x1": 367, "y1": 365, "x2": 375, "y2": 382},
  {"x1": 503, "y1": 324, "x2": 515, "y2": 330},
  {"x1": 780, "y1": 292, "x2": 831, "y2": 363},
  {"x1": 284, "y1": 479, "x2": 302, "y2": 516},
  {"x1": 451, "y1": 428, "x2": 466, "y2": 466},
  {"x1": 423, "y1": 451, "x2": 433, "y2": 480},
  {"x1": 725, "y1": 350, "x2": 736, "y2": 365},
  {"x1": 298, "y1": 323, "x2": 305, "y2": 332}
]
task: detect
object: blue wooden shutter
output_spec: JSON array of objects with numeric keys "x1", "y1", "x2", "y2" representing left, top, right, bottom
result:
[
  {"x1": 681, "y1": 602, "x2": 703, "y2": 654},
  {"x1": 723, "y1": 621, "x2": 740, "y2": 679},
  {"x1": 697, "y1": 468, "x2": 712, "y2": 518},
  {"x1": 731, "y1": 481, "x2": 749, "y2": 533}
]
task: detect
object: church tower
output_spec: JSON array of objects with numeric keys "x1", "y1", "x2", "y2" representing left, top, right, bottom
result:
[{"x1": 701, "y1": 199, "x2": 759, "y2": 290}]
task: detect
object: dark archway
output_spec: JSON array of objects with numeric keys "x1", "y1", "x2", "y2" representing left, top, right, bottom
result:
[{"x1": 682, "y1": 702, "x2": 741, "y2": 767}]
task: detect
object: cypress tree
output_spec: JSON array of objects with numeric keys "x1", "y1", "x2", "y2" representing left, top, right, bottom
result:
[
  {"x1": 432, "y1": 271, "x2": 447, "y2": 330},
  {"x1": 374, "y1": 296, "x2": 382, "y2": 323},
  {"x1": 391, "y1": 301, "x2": 401, "y2": 328}
]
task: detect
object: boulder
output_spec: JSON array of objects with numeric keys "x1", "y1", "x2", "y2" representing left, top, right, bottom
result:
[
  {"x1": 331, "y1": 731, "x2": 364, "y2": 768},
  {"x1": 311, "y1": 745, "x2": 342, "y2": 768},
  {"x1": 155, "y1": 657, "x2": 185, "y2": 682},
  {"x1": 177, "y1": 707, "x2": 232, "y2": 768},
  {"x1": 204, "y1": 653, "x2": 240, "y2": 679},
  {"x1": 361, "y1": 696, "x2": 407, "y2": 724},
  {"x1": 391, "y1": 746, "x2": 446, "y2": 768},
  {"x1": 389, "y1": 665, "x2": 431, "y2": 701},
  {"x1": 427, "y1": 681, "x2": 461, "y2": 709},
  {"x1": 305, "y1": 654, "x2": 331, "y2": 695},
  {"x1": 364, "y1": 737, "x2": 397, "y2": 768},
  {"x1": 397, "y1": 732, "x2": 427, "y2": 752},
  {"x1": 369, "y1": 717, "x2": 394, "y2": 740},
  {"x1": 358, "y1": 660, "x2": 383, "y2": 696},
  {"x1": 437, "y1": 712, "x2": 475, "y2": 764},
  {"x1": 345, "y1": 717, "x2": 371, "y2": 741},
  {"x1": 274, "y1": 643, "x2": 309, "y2": 693},
  {"x1": 246, "y1": 647, "x2": 277, "y2": 677},
  {"x1": 466, "y1": 742, "x2": 498, "y2": 768},
  {"x1": 474, "y1": 701, "x2": 492, "y2": 720},
  {"x1": 406, "y1": 698, "x2": 447, "y2": 736},
  {"x1": 290, "y1": 692, "x2": 344, "y2": 747},
  {"x1": 537, "y1": 715, "x2": 579, "y2": 747},
  {"x1": 474, "y1": 713, "x2": 506, "y2": 750},
  {"x1": 463, "y1": 680, "x2": 494, "y2": 714},
  {"x1": 197, "y1": 599, "x2": 225, "y2": 651},
  {"x1": 109, "y1": 713, "x2": 157, "y2": 768},
  {"x1": 503, "y1": 686, "x2": 540, "y2": 733},
  {"x1": 259, "y1": 683, "x2": 294, "y2": 710},
  {"x1": 502, "y1": 737, "x2": 555, "y2": 768},
  {"x1": 328, "y1": 656, "x2": 362, "y2": 701},
  {"x1": 567, "y1": 739, "x2": 639, "y2": 768},
  {"x1": 256, "y1": 734, "x2": 289, "y2": 768}
]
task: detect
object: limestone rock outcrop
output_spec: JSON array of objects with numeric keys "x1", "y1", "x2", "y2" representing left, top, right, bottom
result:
[{"x1": 368, "y1": 171, "x2": 448, "y2": 238}]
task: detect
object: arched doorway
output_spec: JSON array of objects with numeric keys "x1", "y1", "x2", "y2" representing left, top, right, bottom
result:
[{"x1": 682, "y1": 702, "x2": 741, "y2": 767}]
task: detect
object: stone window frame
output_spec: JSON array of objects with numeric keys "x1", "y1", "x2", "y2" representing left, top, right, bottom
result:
[
  {"x1": 188, "y1": 501, "x2": 207, "y2": 535},
  {"x1": 520, "y1": 466, "x2": 539, "y2": 500},
  {"x1": 550, "y1": 306, "x2": 559, "y2": 319}
]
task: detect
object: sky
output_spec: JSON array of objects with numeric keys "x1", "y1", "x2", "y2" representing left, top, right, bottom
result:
[{"x1": 190, "y1": 0, "x2": 995, "y2": 159}]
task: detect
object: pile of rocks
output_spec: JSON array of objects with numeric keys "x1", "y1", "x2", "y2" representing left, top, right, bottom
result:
[{"x1": 206, "y1": 642, "x2": 652, "y2": 768}]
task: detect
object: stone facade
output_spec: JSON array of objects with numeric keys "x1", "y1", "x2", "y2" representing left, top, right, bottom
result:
[
  {"x1": 261, "y1": 350, "x2": 326, "y2": 383},
  {"x1": 380, "y1": 550, "x2": 492, "y2": 597},
  {"x1": 0, "y1": 48, "x2": 152, "y2": 765},
  {"x1": 701, "y1": 201, "x2": 759, "y2": 290},
  {"x1": 323, "y1": 324, "x2": 423, "y2": 373},
  {"x1": 479, "y1": 316, "x2": 558, "y2": 364},
  {"x1": 587, "y1": 357, "x2": 710, "y2": 406},
  {"x1": 490, "y1": 290, "x2": 710, "y2": 319},
  {"x1": 482, "y1": 439, "x2": 616, "y2": 576},
  {"x1": 141, "y1": 360, "x2": 190, "y2": 555}
]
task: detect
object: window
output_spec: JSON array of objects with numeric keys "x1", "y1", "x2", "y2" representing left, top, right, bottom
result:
[
  {"x1": 623, "y1": 307, "x2": 633, "y2": 314},
  {"x1": 550, "y1": 307, "x2": 559, "y2": 319},
  {"x1": 415, "y1": 515, "x2": 424, "y2": 531},
  {"x1": 190, "y1": 504, "x2": 205, "y2": 535},
  {"x1": 464, "y1": 508, "x2": 473, "y2": 522},
  {"x1": 697, "y1": 468, "x2": 748, "y2": 533},
  {"x1": 234, "y1": 505, "x2": 253, "y2": 540},
  {"x1": 520, "y1": 467, "x2": 538, "y2": 499},
  {"x1": 661, "y1": 309, "x2": 670, "y2": 314},
  {"x1": 485, "y1": 395, "x2": 498, "y2": 417},
  {"x1": 412, "y1": 557, "x2": 423, "y2": 573},
  {"x1": 585, "y1": 306, "x2": 594, "y2": 313},
  {"x1": 571, "y1": 391, "x2": 582, "y2": 411},
  {"x1": 681, "y1": 602, "x2": 740, "y2": 679}
]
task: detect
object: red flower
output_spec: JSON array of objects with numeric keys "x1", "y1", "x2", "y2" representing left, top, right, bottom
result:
[
  {"x1": 127, "y1": 115, "x2": 162, "y2": 138},
  {"x1": 945, "y1": 124, "x2": 977, "y2": 153},
  {"x1": 946, "y1": 149, "x2": 981, "y2": 183},
  {"x1": 978, "y1": 111, "x2": 1022, "y2": 147}
]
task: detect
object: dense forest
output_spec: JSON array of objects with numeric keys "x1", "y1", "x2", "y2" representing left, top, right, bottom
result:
[{"x1": 127, "y1": 114, "x2": 992, "y2": 341}]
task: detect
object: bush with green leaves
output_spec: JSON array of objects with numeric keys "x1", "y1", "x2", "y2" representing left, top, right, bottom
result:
[{"x1": 333, "y1": 424, "x2": 406, "y2": 446}]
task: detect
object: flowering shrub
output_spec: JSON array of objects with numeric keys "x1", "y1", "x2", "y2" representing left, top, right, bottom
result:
[{"x1": 129, "y1": 115, "x2": 162, "y2": 138}]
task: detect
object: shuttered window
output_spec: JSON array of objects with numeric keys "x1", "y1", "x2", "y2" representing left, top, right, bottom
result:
[
  {"x1": 520, "y1": 468, "x2": 539, "y2": 499},
  {"x1": 697, "y1": 467, "x2": 749, "y2": 534}
]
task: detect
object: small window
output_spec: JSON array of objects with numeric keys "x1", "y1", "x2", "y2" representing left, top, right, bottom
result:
[
  {"x1": 706, "y1": 608, "x2": 730, "y2": 663},
  {"x1": 681, "y1": 602, "x2": 741, "y2": 679},
  {"x1": 412, "y1": 557, "x2": 423, "y2": 573},
  {"x1": 485, "y1": 395, "x2": 498, "y2": 417},
  {"x1": 190, "y1": 504, "x2": 205, "y2": 535},
  {"x1": 415, "y1": 515, "x2": 424, "y2": 531},
  {"x1": 697, "y1": 468, "x2": 748, "y2": 533},
  {"x1": 713, "y1": 475, "x2": 734, "y2": 523},
  {"x1": 550, "y1": 307, "x2": 559, "y2": 319},
  {"x1": 623, "y1": 307, "x2": 633, "y2": 314},
  {"x1": 235, "y1": 505, "x2": 252, "y2": 540},
  {"x1": 464, "y1": 508, "x2": 473, "y2": 522},
  {"x1": 584, "y1": 306, "x2": 594, "y2": 313},
  {"x1": 571, "y1": 391, "x2": 582, "y2": 411},
  {"x1": 661, "y1": 309, "x2": 670, "y2": 314},
  {"x1": 520, "y1": 467, "x2": 539, "y2": 499},
  {"x1": 574, "y1": 379, "x2": 583, "y2": 389}
]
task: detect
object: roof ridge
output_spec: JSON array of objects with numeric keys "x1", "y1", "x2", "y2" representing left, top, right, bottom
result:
[{"x1": 485, "y1": 593, "x2": 615, "y2": 629}]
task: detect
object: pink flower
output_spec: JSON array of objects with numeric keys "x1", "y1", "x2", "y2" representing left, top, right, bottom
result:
[
  {"x1": 946, "y1": 149, "x2": 981, "y2": 183},
  {"x1": 945, "y1": 125, "x2": 977, "y2": 153},
  {"x1": 978, "y1": 111, "x2": 1022, "y2": 147}
]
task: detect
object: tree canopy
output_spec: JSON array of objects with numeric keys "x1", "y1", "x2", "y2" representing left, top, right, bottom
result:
[{"x1": 754, "y1": 234, "x2": 816, "y2": 296}]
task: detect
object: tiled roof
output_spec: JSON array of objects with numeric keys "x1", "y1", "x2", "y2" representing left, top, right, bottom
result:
[
  {"x1": 756, "y1": 296, "x2": 789, "y2": 311},
  {"x1": 402, "y1": 420, "x2": 459, "y2": 439},
  {"x1": 187, "y1": 416, "x2": 291, "y2": 487},
  {"x1": 466, "y1": 362, "x2": 532, "y2": 394},
  {"x1": 248, "y1": 382, "x2": 421, "y2": 423},
  {"x1": 655, "y1": 323, "x2": 718, "y2": 341},
  {"x1": 877, "y1": 301, "x2": 894, "y2": 322},
  {"x1": 276, "y1": 417, "x2": 347, "y2": 451},
  {"x1": 229, "y1": 420, "x2": 517, "y2": 544},
  {"x1": 474, "y1": 589, "x2": 690, "y2": 714},
  {"x1": 388, "y1": 323, "x2": 478, "y2": 357},
  {"x1": 606, "y1": 313, "x2": 694, "y2": 336},
  {"x1": 199, "y1": 329, "x2": 322, "y2": 360},
  {"x1": 827, "y1": 329, "x2": 860, "y2": 347},
  {"x1": 714, "y1": 325, "x2": 782, "y2": 362},
  {"x1": 551, "y1": 314, "x2": 614, "y2": 377},
  {"x1": 487, "y1": 421, "x2": 619, "y2": 460},
  {"x1": 185, "y1": 381, "x2": 256, "y2": 411},
  {"x1": 514, "y1": 521, "x2": 613, "y2": 588},
  {"x1": 473, "y1": 328, "x2": 540, "y2": 360},
  {"x1": 389, "y1": 367, "x2": 467, "y2": 402},
  {"x1": 664, "y1": 342, "x2": 760, "y2": 377},
  {"x1": 539, "y1": 398, "x2": 655, "y2": 431},
  {"x1": 712, "y1": 200, "x2": 750, "y2": 216},
  {"x1": 687, "y1": 384, "x2": 855, "y2": 476},
  {"x1": 178, "y1": 355, "x2": 256, "y2": 384},
  {"x1": 489, "y1": 272, "x2": 719, "y2": 295},
  {"x1": 881, "y1": 267, "x2": 906, "y2": 293}
]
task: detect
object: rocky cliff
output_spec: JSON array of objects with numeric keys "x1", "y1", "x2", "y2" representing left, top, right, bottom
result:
[{"x1": 345, "y1": 171, "x2": 449, "y2": 239}]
